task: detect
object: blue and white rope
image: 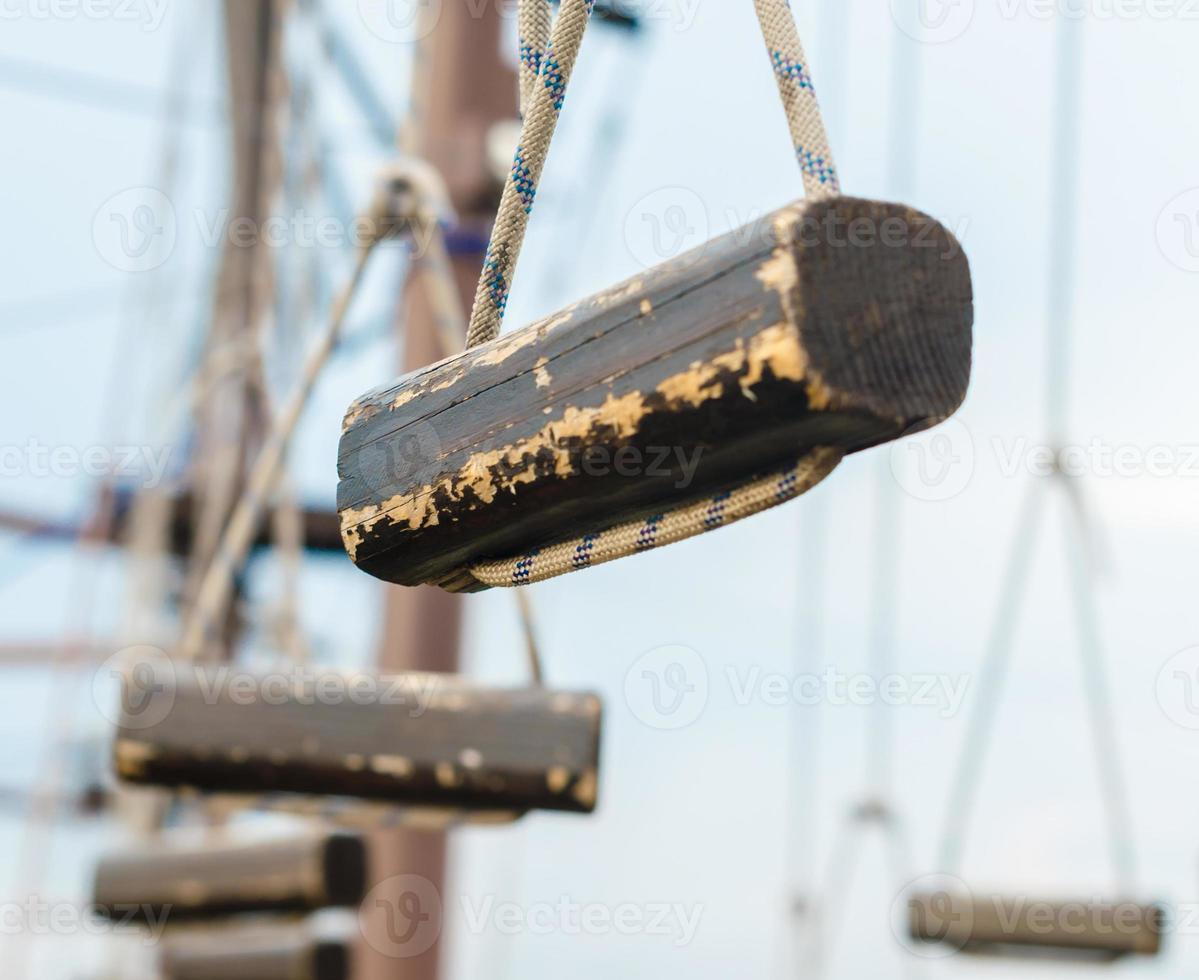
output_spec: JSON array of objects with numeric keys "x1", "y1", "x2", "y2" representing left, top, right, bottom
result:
[
  {"x1": 458, "y1": 1, "x2": 843, "y2": 588},
  {"x1": 466, "y1": 0, "x2": 596, "y2": 347},
  {"x1": 469, "y1": 448, "x2": 844, "y2": 588},
  {"x1": 753, "y1": 0, "x2": 839, "y2": 198}
]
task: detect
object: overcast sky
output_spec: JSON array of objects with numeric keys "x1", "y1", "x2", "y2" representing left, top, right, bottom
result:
[{"x1": 2, "y1": 1, "x2": 1199, "y2": 978}]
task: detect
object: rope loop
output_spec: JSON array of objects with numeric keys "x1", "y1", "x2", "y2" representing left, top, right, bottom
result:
[{"x1": 452, "y1": 1, "x2": 842, "y2": 589}]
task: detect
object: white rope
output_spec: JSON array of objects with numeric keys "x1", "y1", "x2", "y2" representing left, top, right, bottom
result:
[
  {"x1": 453, "y1": 0, "x2": 844, "y2": 589},
  {"x1": 752, "y1": 0, "x2": 840, "y2": 199},
  {"x1": 469, "y1": 450, "x2": 844, "y2": 588}
]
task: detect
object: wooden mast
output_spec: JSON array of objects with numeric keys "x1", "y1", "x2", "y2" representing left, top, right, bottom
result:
[{"x1": 359, "y1": 5, "x2": 518, "y2": 979}]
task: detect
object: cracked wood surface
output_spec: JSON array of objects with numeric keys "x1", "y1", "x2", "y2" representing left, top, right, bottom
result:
[{"x1": 338, "y1": 196, "x2": 974, "y2": 589}]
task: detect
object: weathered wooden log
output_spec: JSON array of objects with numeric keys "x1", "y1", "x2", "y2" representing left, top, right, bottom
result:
[
  {"x1": 337, "y1": 195, "x2": 973, "y2": 590},
  {"x1": 908, "y1": 891, "x2": 1163, "y2": 959},
  {"x1": 92, "y1": 831, "x2": 366, "y2": 923},
  {"x1": 113, "y1": 666, "x2": 602, "y2": 814},
  {"x1": 160, "y1": 917, "x2": 351, "y2": 980}
]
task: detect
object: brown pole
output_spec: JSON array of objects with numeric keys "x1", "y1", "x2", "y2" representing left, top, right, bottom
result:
[{"x1": 359, "y1": 5, "x2": 517, "y2": 979}]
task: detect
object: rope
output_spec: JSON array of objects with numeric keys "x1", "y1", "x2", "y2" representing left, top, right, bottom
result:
[
  {"x1": 466, "y1": 0, "x2": 596, "y2": 348},
  {"x1": 518, "y1": 0, "x2": 553, "y2": 118},
  {"x1": 451, "y1": 0, "x2": 843, "y2": 589},
  {"x1": 469, "y1": 449, "x2": 844, "y2": 588},
  {"x1": 177, "y1": 239, "x2": 378, "y2": 662},
  {"x1": 752, "y1": 0, "x2": 839, "y2": 199}
]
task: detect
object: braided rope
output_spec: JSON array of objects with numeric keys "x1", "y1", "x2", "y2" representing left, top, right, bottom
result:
[
  {"x1": 466, "y1": 0, "x2": 595, "y2": 348},
  {"x1": 518, "y1": 0, "x2": 553, "y2": 118},
  {"x1": 752, "y1": 0, "x2": 839, "y2": 198},
  {"x1": 469, "y1": 449, "x2": 844, "y2": 588},
  {"x1": 452, "y1": 1, "x2": 842, "y2": 589}
]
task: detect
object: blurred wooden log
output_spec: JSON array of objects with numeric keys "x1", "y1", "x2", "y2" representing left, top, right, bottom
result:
[
  {"x1": 160, "y1": 917, "x2": 350, "y2": 980},
  {"x1": 93, "y1": 831, "x2": 365, "y2": 923},
  {"x1": 908, "y1": 891, "x2": 1163, "y2": 959},
  {"x1": 114, "y1": 667, "x2": 602, "y2": 814},
  {"x1": 338, "y1": 196, "x2": 973, "y2": 590}
]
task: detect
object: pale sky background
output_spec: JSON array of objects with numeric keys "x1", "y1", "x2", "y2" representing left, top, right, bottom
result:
[{"x1": 1, "y1": 1, "x2": 1199, "y2": 978}]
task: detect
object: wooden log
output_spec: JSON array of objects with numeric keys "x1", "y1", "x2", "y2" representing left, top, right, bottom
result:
[
  {"x1": 113, "y1": 667, "x2": 602, "y2": 814},
  {"x1": 160, "y1": 917, "x2": 351, "y2": 980},
  {"x1": 92, "y1": 831, "x2": 366, "y2": 923},
  {"x1": 908, "y1": 891, "x2": 1163, "y2": 959},
  {"x1": 337, "y1": 196, "x2": 973, "y2": 590}
]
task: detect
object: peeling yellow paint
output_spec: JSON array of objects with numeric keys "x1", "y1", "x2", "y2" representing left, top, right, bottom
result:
[
  {"x1": 342, "y1": 322, "x2": 812, "y2": 551},
  {"x1": 546, "y1": 766, "x2": 571, "y2": 794},
  {"x1": 572, "y1": 769, "x2": 598, "y2": 809},
  {"x1": 534, "y1": 357, "x2": 552, "y2": 389},
  {"x1": 114, "y1": 740, "x2": 158, "y2": 778},
  {"x1": 594, "y1": 276, "x2": 645, "y2": 308},
  {"x1": 371, "y1": 754, "x2": 415, "y2": 778},
  {"x1": 435, "y1": 762, "x2": 461, "y2": 788}
]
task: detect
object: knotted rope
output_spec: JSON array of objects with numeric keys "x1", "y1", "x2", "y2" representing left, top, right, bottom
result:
[{"x1": 458, "y1": 0, "x2": 842, "y2": 588}]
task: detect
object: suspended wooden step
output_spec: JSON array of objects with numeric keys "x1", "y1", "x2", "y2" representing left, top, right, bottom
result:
[
  {"x1": 907, "y1": 890, "x2": 1164, "y2": 960},
  {"x1": 92, "y1": 831, "x2": 366, "y2": 923},
  {"x1": 113, "y1": 666, "x2": 602, "y2": 816},
  {"x1": 160, "y1": 915, "x2": 352, "y2": 980},
  {"x1": 337, "y1": 195, "x2": 973, "y2": 591}
]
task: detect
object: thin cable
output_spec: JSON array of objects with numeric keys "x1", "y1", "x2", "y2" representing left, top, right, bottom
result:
[
  {"x1": 177, "y1": 241, "x2": 378, "y2": 662},
  {"x1": 466, "y1": 0, "x2": 596, "y2": 347},
  {"x1": 1045, "y1": 15, "x2": 1084, "y2": 444},
  {"x1": 1060, "y1": 480, "x2": 1137, "y2": 892},
  {"x1": 514, "y1": 590, "x2": 546, "y2": 687},
  {"x1": 937, "y1": 484, "x2": 1047, "y2": 873}
]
